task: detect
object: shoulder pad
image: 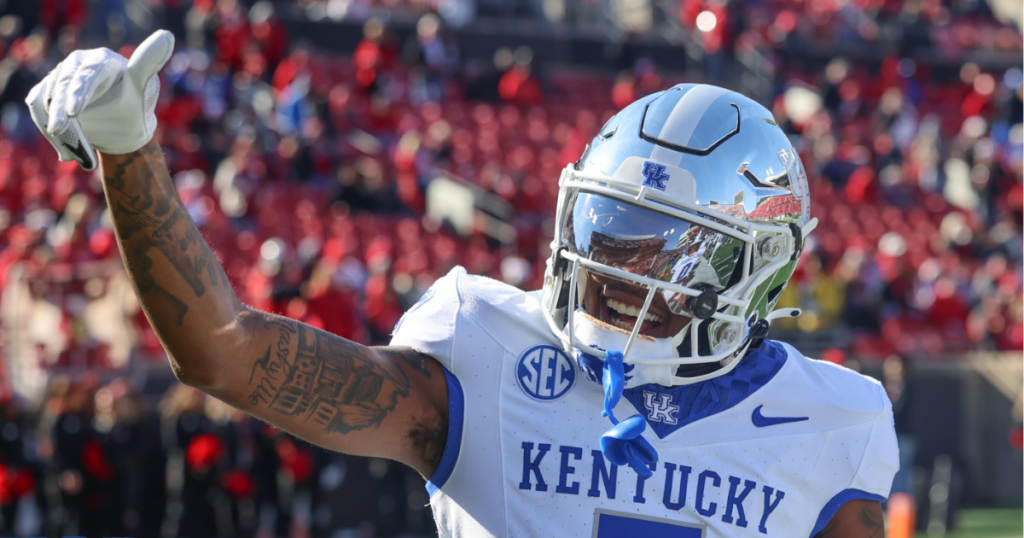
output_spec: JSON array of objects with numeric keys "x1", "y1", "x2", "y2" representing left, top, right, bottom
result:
[{"x1": 390, "y1": 267, "x2": 465, "y2": 370}]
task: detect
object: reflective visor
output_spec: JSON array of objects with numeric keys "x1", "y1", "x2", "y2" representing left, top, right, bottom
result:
[{"x1": 564, "y1": 193, "x2": 746, "y2": 314}]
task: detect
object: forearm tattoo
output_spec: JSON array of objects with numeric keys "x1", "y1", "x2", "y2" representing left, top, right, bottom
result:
[
  {"x1": 248, "y1": 319, "x2": 414, "y2": 434},
  {"x1": 103, "y1": 144, "x2": 225, "y2": 326}
]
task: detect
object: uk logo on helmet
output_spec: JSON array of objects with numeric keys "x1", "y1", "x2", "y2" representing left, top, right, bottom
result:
[
  {"x1": 517, "y1": 345, "x2": 576, "y2": 401},
  {"x1": 641, "y1": 161, "x2": 670, "y2": 191}
]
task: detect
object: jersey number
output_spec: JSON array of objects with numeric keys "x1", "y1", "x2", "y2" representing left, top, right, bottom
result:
[{"x1": 593, "y1": 510, "x2": 705, "y2": 538}]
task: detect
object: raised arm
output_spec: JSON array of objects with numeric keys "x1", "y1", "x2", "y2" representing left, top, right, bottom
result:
[
  {"x1": 28, "y1": 32, "x2": 448, "y2": 477},
  {"x1": 100, "y1": 144, "x2": 447, "y2": 475}
]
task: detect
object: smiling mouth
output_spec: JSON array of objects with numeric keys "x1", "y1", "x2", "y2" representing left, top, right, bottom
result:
[{"x1": 604, "y1": 297, "x2": 665, "y2": 334}]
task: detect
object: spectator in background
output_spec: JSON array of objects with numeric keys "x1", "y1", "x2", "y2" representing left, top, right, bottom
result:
[
  {"x1": 159, "y1": 383, "x2": 218, "y2": 538},
  {"x1": 303, "y1": 255, "x2": 367, "y2": 342},
  {"x1": 38, "y1": 0, "x2": 86, "y2": 39},
  {"x1": 497, "y1": 46, "x2": 542, "y2": 107},
  {"x1": 203, "y1": 396, "x2": 280, "y2": 538},
  {"x1": 272, "y1": 42, "x2": 314, "y2": 140},
  {"x1": 248, "y1": 1, "x2": 288, "y2": 73},
  {"x1": 884, "y1": 354, "x2": 917, "y2": 499},
  {"x1": 212, "y1": 0, "x2": 251, "y2": 70},
  {"x1": 404, "y1": 14, "x2": 459, "y2": 104},
  {"x1": 0, "y1": 33, "x2": 47, "y2": 142},
  {"x1": 86, "y1": 380, "x2": 158, "y2": 536},
  {"x1": 611, "y1": 70, "x2": 638, "y2": 111},
  {"x1": 43, "y1": 377, "x2": 96, "y2": 536},
  {"x1": 0, "y1": 392, "x2": 38, "y2": 535},
  {"x1": 353, "y1": 18, "x2": 397, "y2": 97}
]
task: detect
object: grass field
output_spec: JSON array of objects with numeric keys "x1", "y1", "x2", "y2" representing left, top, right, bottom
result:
[{"x1": 916, "y1": 508, "x2": 1024, "y2": 538}]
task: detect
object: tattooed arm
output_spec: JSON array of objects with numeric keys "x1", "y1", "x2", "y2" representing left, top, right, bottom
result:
[
  {"x1": 99, "y1": 140, "x2": 448, "y2": 477},
  {"x1": 813, "y1": 500, "x2": 885, "y2": 538}
]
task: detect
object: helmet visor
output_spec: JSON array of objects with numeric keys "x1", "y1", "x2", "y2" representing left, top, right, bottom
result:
[{"x1": 564, "y1": 192, "x2": 746, "y2": 315}]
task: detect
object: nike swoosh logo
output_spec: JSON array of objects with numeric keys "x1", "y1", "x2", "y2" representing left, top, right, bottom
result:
[{"x1": 751, "y1": 405, "x2": 809, "y2": 427}]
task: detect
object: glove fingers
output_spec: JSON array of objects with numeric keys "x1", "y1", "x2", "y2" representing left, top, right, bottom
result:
[
  {"x1": 26, "y1": 72, "x2": 52, "y2": 126},
  {"x1": 66, "y1": 56, "x2": 125, "y2": 118},
  {"x1": 45, "y1": 54, "x2": 83, "y2": 135},
  {"x1": 26, "y1": 73, "x2": 76, "y2": 163},
  {"x1": 126, "y1": 30, "x2": 174, "y2": 89}
]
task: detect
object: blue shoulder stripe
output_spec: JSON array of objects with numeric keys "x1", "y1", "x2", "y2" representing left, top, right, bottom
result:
[
  {"x1": 808, "y1": 488, "x2": 886, "y2": 537},
  {"x1": 426, "y1": 367, "x2": 464, "y2": 497}
]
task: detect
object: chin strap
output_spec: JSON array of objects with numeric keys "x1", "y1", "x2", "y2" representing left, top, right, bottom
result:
[{"x1": 599, "y1": 351, "x2": 658, "y2": 478}]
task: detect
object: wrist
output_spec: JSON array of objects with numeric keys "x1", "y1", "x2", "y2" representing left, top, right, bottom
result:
[{"x1": 99, "y1": 138, "x2": 163, "y2": 170}]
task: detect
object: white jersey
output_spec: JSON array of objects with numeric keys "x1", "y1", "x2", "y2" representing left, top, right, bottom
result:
[{"x1": 391, "y1": 267, "x2": 898, "y2": 538}]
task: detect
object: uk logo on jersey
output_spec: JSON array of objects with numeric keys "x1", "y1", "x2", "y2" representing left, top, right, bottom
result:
[
  {"x1": 643, "y1": 390, "x2": 679, "y2": 425},
  {"x1": 517, "y1": 345, "x2": 576, "y2": 401},
  {"x1": 641, "y1": 161, "x2": 670, "y2": 191}
]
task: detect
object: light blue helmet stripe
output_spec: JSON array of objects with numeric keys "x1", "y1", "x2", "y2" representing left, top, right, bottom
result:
[
  {"x1": 646, "y1": 85, "x2": 733, "y2": 166},
  {"x1": 653, "y1": 85, "x2": 730, "y2": 148},
  {"x1": 687, "y1": 92, "x2": 742, "y2": 151},
  {"x1": 650, "y1": 142, "x2": 683, "y2": 166}
]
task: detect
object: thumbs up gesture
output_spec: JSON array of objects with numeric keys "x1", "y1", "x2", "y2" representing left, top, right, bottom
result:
[{"x1": 25, "y1": 30, "x2": 175, "y2": 170}]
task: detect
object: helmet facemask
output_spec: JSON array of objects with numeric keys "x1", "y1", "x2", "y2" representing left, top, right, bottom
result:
[{"x1": 543, "y1": 165, "x2": 816, "y2": 387}]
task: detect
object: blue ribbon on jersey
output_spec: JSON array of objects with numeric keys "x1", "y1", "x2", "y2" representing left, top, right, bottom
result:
[{"x1": 599, "y1": 351, "x2": 658, "y2": 478}]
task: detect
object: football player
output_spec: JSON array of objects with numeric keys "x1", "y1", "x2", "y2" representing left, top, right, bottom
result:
[{"x1": 28, "y1": 31, "x2": 896, "y2": 537}]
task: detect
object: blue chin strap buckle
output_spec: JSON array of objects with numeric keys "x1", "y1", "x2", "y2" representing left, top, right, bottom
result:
[{"x1": 599, "y1": 351, "x2": 658, "y2": 478}]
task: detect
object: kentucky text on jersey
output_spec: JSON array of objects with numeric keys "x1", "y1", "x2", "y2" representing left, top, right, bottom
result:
[{"x1": 518, "y1": 442, "x2": 785, "y2": 534}]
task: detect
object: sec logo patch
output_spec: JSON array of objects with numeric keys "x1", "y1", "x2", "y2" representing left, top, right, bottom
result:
[{"x1": 517, "y1": 345, "x2": 575, "y2": 401}]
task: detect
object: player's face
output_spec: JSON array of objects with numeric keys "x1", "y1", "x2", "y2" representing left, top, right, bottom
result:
[
  {"x1": 565, "y1": 193, "x2": 746, "y2": 338},
  {"x1": 580, "y1": 270, "x2": 692, "y2": 339}
]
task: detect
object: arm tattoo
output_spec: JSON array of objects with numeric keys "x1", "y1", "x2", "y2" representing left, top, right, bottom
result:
[
  {"x1": 103, "y1": 144, "x2": 224, "y2": 326},
  {"x1": 247, "y1": 319, "x2": 413, "y2": 435}
]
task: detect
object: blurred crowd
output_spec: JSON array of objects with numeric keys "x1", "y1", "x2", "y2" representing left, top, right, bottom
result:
[
  {"x1": 769, "y1": 53, "x2": 1023, "y2": 358},
  {"x1": 0, "y1": 0, "x2": 1018, "y2": 533},
  {"x1": 0, "y1": 376, "x2": 434, "y2": 536},
  {"x1": 288, "y1": 0, "x2": 1022, "y2": 61}
]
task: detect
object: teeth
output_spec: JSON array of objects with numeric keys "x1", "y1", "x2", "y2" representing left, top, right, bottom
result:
[
  {"x1": 606, "y1": 299, "x2": 663, "y2": 323},
  {"x1": 613, "y1": 320, "x2": 634, "y2": 331}
]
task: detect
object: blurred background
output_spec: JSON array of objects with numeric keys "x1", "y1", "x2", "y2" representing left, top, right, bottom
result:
[{"x1": 0, "y1": 0, "x2": 1019, "y2": 536}]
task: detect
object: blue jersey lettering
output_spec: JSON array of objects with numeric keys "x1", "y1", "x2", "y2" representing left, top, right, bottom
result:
[
  {"x1": 696, "y1": 470, "x2": 721, "y2": 517},
  {"x1": 662, "y1": 462, "x2": 692, "y2": 511},
  {"x1": 556, "y1": 445, "x2": 583, "y2": 495},
  {"x1": 519, "y1": 442, "x2": 551, "y2": 491},
  {"x1": 587, "y1": 450, "x2": 618, "y2": 499}
]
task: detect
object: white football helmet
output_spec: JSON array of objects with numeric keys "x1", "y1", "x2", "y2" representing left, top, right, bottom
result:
[{"x1": 542, "y1": 84, "x2": 818, "y2": 386}]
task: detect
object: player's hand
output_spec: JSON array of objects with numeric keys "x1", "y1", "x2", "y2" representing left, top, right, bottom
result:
[{"x1": 25, "y1": 30, "x2": 174, "y2": 171}]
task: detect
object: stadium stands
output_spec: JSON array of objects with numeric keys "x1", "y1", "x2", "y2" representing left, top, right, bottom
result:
[{"x1": 0, "y1": 0, "x2": 1018, "y2": 534}]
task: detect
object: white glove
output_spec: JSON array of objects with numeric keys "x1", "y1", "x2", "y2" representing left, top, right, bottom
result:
[{"x1": 25, "y1": 30, "x2": 174, "y2": 171}]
